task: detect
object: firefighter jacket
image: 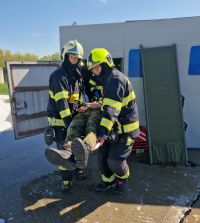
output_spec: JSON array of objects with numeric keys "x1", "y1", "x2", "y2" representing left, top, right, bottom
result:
[
  {"x1": 47, "y1": 63, "x2": 83, "y2": 128},
  {"x1": 81, "y1": 69, "x2": 104, "y2": 103},
  {"x1": 98, "y1": 68, "x2": 140, "y2": 139}
]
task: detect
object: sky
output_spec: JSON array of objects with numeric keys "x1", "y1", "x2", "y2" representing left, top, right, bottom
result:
[{"x1": 0, "y1": 0, "x2": 200, "y2": 57}]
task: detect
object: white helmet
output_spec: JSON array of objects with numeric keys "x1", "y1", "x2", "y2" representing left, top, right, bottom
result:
[{"x1": 61, "y1": 39, "x2": 84, "y2": 61}]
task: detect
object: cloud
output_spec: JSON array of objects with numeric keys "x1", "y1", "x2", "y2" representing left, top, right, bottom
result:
[{"x1": 31, "y1": 32, "x2": 41, "y2": 38}]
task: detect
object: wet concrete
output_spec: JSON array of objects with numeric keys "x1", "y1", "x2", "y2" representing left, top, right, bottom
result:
[
  {"x1": 183, "y1": 150, "x2": 200, "y2": 223},
  {"x1": 0, "y1": 129, "x2": 200, "y2": 223},
  {"x1": 0, "y1": 130, "x2": 56, "y2": 222}
]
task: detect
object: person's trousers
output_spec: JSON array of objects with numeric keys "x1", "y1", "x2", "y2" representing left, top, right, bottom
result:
[
  {"x1": 97, "y1": 135, "x2": 134, "y2": 182},
  {"x1": 66, "y1": 108, "x2": 101, "y2": 141},
  {"x1": 54, "y1": 126, "x2": 73, "y2": 181}
]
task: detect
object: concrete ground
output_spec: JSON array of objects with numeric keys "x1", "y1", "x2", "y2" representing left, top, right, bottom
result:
[
  {"x1": 0, "y1": 96, "x2": 200, "y2": 223},
  {"x1": 183, "y1": 150, "x2": 200, "y2": 223},
  {"x1": 0, "y1": 129, "x2": 200, "y2": 223}
]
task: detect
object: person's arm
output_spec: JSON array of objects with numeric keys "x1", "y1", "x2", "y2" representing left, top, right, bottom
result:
[
  {"x1": 49, "y1": 76, "x2": 72, "y2": 127},
  {"x1": 78, "y1": 101, "x2": 101, "y2": 113},
  {"x1": 98, "y1": 77, "x2": 125, "y2": 140}
]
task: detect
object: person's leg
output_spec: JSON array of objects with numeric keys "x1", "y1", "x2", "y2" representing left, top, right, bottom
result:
[
  {"x1": 54, "y1": 126, "x2": 75, "y2": 192},
  {"x1": 84, "y1": 108, "x2": 101, "y2": 151},
  {"x1": 95, "y1": 142, "x2": 116, "y2": 192},
  {"x1": 59, "y1": 166, "x2": 73, "y2": 192},
  {"x1": 66, "y1": 112, "x2": 89, "y2": 179},
  {"x1": 71, "y1": 109, "x2": 101, "y2": 169},
  {"x1": 45, "y1": 126, "x2": 76, "y2": 170},
  {"x1": 54, "y1": 126, "x2": 67, "y2": 149},
  {"x1": 46, "y1": 113, "x2": 88, "y2": 182},
  {"x1": 84, "y1": 109, "x2": 101, "y2": 141},
  {"x1": 107, "y1": 135, "x2": 134, "y2": 194},
  {"x1": 66, "y1": 112, "x2": 88, "y2": 141},
  {"x1": 73, "y1": 168, "x2": 86, "y2": 180}
]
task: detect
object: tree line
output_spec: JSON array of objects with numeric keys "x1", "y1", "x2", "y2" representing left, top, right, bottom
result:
[{"x1": 0, "y1": 48, "x2": 60, "y2": 68}]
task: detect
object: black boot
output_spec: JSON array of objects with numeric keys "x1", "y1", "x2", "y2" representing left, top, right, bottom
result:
[
  {"x1": 114, "y1": 179, "x2": 128, "y2": 194},
  {"x1": 95, "y1": 181, "x2": 115, "y2": 192},
  {"x1": 61, "y1": 180, "x2": 72, "y2": 193},
  {"x1": 45, "y1": 147, "x2": 76, "y2": 170},
  {"x1": 71, "y1": 138, "x2": 89, "y2": 169},
  {"x1": 74, "y1": 168, "x2": 86, "y2": 180}
]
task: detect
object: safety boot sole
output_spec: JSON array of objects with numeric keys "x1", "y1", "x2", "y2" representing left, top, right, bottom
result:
[
  {"x1": 95, "y1": 181, "x2": 116, "y2": 192},
  {"x1": 45, "y1": 148, "x2": 76, "y2": 170},
  {"x1": 114, "y1": 180, "x2": 128, "y2": 194},
  {"x1": 71, "y1": 138, "x2": 89, "y2": 169}
]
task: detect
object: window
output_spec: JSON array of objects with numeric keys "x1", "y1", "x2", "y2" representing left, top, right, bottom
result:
[
  {"x1": 188, "y1": 46, "x2": 200, "y2": 75},
  {"x1": 128, "y1": 49, "x2": 142, "y2": 77}
]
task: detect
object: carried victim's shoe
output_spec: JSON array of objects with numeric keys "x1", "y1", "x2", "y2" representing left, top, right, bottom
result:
[
  {"x1": 114, "y1": 179, "x2": 128, "y2": 194},
  {"x1": 95, "y1": 181, "x2": 116, "y2": 192},
  {"x1": 45, "y1": 148, "x2": 76, "y2": 170},
  {"x1": 71, "y1": 138, "x2": 89, "y2": 169}
]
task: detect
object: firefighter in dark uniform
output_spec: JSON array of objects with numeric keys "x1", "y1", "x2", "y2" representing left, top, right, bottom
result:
[
  {"x1": 44, "y1": 39, "x2": 85, "y2": 192},
  {"x1": 87, "y1": 48, "x2": 140, "y2": 194},
  {"x1": 44, "y1": 70, "x2": 103, "y2": 170}
]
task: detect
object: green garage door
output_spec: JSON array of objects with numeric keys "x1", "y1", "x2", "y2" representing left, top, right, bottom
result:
[{"x1": 141, "y1": 45, "x2": 187, "y2": 165}]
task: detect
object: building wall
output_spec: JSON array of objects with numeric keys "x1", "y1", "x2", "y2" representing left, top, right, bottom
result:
[{"x1": 59, "y1": 17, "x2": 200, "y2": 148}]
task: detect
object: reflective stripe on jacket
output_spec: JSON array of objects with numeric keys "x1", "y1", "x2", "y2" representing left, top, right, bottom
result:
[
  {"x1": 47, "y1": 64, "x2": 82, "y2": 127},
  {"x1": 99, "y1": 69, "x2": 140, "y2": 139}
]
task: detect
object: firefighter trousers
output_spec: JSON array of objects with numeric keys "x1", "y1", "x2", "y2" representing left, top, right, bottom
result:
[
  {"x1": 97, "y1": 134, "x2": 134, "y2": 181},
  {"x1": 54, "y1": 126, "x2": 74, "y2": 181}
]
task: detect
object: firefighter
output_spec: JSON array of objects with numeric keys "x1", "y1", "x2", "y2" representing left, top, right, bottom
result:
[
  {"x1": 86, "y1": 48, "x2": 140, "y2": 194},
  {"x1": 45, "y1": 71, "x2": 103, "y2": 170},
  {"x1": 44, "y1": 39, "x2": 86, "y2": 192}
]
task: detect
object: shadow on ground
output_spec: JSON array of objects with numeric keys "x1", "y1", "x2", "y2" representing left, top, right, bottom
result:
[{"x1": 19, "y1": 152, "x2": 200, "y2": 223}]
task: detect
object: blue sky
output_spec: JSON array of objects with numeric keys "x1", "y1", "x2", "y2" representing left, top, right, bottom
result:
[{"x1": 0, "y1": 0, "x2": 200, "y2": 57}]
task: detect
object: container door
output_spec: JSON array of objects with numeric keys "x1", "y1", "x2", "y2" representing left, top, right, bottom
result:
[{"x1": 6, "y1": 61, "x2": 60, "y2": 139}]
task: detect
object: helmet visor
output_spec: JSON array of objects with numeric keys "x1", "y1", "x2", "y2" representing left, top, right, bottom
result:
[{"x1": 87, "y1": 53, "x2": 101, "y2": 70}]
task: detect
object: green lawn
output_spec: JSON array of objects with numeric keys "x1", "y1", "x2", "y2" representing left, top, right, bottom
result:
[{"x1": 0, "y1": 83, "x2": 9, "y2": 95}]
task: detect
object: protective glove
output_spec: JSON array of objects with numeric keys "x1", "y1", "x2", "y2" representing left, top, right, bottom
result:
[
  {"x1": 107, "y1": 121, "x2": 119, "y2": 143},
  {"x1": 107, "y1": 129, "x2": 118, "y2": 144},
  {"x1": 44, "y1": 126, "x2": 55, "y2": 145}
]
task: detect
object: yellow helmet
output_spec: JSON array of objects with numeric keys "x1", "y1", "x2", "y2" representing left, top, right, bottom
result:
[
  {"x1": 87, "y1": 48, "x2": 114, "y2": 70},
  {"x1": 61, "y1": 39, "x2": 84, "y2": 61}
]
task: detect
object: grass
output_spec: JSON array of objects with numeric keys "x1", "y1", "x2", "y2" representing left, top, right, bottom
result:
[{"x1": 0, "y1": 83, "x2": 9, "y2": 95}]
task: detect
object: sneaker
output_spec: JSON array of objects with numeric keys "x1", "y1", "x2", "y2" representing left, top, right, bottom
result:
[
  {"x1": 71, "y1": 138, "x2": 89, "y2": 169},
  {"x1": 45, "y1": 148, "x2": 76, "y2": 170},
  {"x1": 114, "y1": 180, "x2": 128, "y2": 194},
  {"x1": 61, "y1": 181, "x2": 71, "y2": 193},
  {"x1": 74, "y1": 169, "x2": 86, "y2": 180},
  {"x1": 95, "y1": 181, "x2": 115, "y2": 192}
]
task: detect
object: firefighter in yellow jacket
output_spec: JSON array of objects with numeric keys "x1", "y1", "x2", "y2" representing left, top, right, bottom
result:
[{"x1": 86, "y1": 48, "x2": 140, "y2": 194}]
